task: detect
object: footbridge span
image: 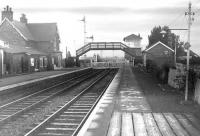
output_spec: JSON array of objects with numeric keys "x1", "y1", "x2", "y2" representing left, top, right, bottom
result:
[{"x1": 76, "y1": 42, "x2": 142, "y2": 58}]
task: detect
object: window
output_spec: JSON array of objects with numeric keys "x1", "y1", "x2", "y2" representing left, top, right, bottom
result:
[
  {"x1": 44, "y1": 57, "x2": 47, "y2": 67},
  {"x1": 40, "y1": 57, "x2": 43, "y2": 67},
  {"x1": 52, "y1": 57, "x2": 54, "y2": 65},
  {"x1": 58, "y1": 55, "x2": 61, "y2": 67},
  {"x1": 164, "y1": 51, "x2": 169, "y2": 55},
  {"x1": 30, "y1": 58, "x2": 34, "y2": 66},
  {"x1": 4, "y1": 41, "x2": 9, "y2": 48}
]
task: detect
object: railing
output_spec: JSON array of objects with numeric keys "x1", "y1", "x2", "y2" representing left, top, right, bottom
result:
[{"x1": 76, "y1": 42, "x2": 139, "y2": 57}]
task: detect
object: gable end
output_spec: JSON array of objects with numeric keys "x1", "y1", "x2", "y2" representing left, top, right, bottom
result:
[{"x1": 145, "y1": 41, "x2": 174, "y2": 52}]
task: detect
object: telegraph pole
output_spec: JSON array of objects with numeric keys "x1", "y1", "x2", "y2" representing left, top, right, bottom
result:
[{"x1": 185, "y1": 2, "x2": 195, "y2": 101}]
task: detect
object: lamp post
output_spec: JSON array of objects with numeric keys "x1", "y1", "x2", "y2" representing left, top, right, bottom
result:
[
  {"x1": 161, "y1": 28, "x2": 188, "y2": 100},
  {"x1": 184, "y1": 2, "x2": 194, "y2": 101},
  {"x1": 160, "y1": 2, "x2": 194, "y2": 101}
]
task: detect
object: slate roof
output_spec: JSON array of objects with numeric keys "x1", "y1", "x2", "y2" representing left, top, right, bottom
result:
[
  {"x1": 12, "y1": 20, "x2": 34, "y2": 40},
  {"x1": 27, "y1": 23, "x2": 57, "y2": 41},
  {"x1": 124, "y1": 47, "x2": 142, "y2": 57},
  {"x1": 1, "y1": 18, "x2": 58, "y2": 42},
  {"x1": 144, "y1": 41, "x2": 174, "y2": 52},
  {"x1": 0, "y1": 18, "x2": 60, "y2": 55},
  {"x1": 177, "y1": 50, "x2": 200, "y2": 58}
]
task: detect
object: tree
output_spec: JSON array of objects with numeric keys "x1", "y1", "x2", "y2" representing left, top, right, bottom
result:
[
  {"x1": 148, "y1": 26, "x2": 164, "y2": 47},
  {"x1": 147, "y1": 25, "x2": 179, "y2": 50},
  {"x1": 66, "y1": 51, "x2": 71, "y2": 59}
]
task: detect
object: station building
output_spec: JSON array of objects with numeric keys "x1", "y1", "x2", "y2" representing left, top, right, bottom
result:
[
  {"x1": 123, "y1": 34, "x2": 142, "y2": 64},
  {"x1": 143, "y1": 41, "x2": 174, "y2": 67},
  {"x1": 0, "y1": 6, "x2": 62, "y2": 76}
]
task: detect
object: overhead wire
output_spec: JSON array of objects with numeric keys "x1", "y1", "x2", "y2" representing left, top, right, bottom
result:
[
  {"x1": 167, "y1": 0, "x2": 199, "y2": 28},
  {"x1": 192, "y1": 0, "x2": 200, "y2": 14},
  {"x1": 168, "y1": 12, "x2": 185, "y2": 27},
  {"x1": 163, "y1": 5, "x2": 189, "y2": 46}
]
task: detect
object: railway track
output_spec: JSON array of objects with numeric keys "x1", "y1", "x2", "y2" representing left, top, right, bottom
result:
[
  {"x1": 24, "y1": 69, "x2": 117, "y2": 136},
  {"x1": 0, "y1": 69, "x2": 104, "y2": 126},
  {"x1": 0, "y1": 69, "x2": 93, "y2": 107}
]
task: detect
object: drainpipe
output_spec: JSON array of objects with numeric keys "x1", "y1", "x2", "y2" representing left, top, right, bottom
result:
[{"x1": 0, "y1": 49, "x2": 3, "y2": 76}]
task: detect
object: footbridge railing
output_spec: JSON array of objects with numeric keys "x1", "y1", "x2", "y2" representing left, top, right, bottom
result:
[{"x1": 76, "y1": 42, "x2": 141, "y2": 58}]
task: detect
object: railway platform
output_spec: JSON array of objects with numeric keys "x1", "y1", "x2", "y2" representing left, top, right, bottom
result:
[
  {"x1": 78, "y1": 65, "x2": 200, "y2": 136},
  {"x1": 0, "y1": 67, "x2": 85, "y2": 91}
]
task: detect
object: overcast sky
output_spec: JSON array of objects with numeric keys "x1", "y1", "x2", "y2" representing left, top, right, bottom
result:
[{"x1": 0, "y1": 0, "x2": 200, "y2": 57}]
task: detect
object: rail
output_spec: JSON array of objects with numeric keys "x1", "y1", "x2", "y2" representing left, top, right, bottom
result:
[
  {"x1": 0, "y1": 69, "x2": 103, "y2": 125},
  {"x1": 24, "y1": 69, "x2": 117, "y2": 136}
]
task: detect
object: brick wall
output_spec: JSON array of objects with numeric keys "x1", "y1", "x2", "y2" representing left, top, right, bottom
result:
[
  {"x1": 35, "y1": 41, "x2": 54, "y2": 53},
  {"x1": 146, "y1": 43, "x2": 174, "y2": 67},
  {"x1": 147, "y1": 43, "x2": 173, "y2": 57},
  {"x1": 12, "y1": 53, "x2": 25, "y2": 74}
]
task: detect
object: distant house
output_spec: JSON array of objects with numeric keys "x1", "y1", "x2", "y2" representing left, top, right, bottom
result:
[
  {"x1": 123, "y1": 33, "x2": 142, "y2": 48},
  {"x1": 0, "y1": 6, "x2": 62, "y2": 76},
  {"x1": 123, "y1": 34, "x2": 142, "y2": 64},
  {"x1": 177, "y1": 48, "x2": 200, "y2": 60},
  {"x1": 143, "y1": 41, "x2": 174, "y2": 68}
]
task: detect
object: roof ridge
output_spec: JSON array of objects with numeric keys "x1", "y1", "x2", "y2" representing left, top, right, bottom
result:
[
  {"x1": 27, "y1": 22, "x2": 57, "y2": 25},
  {"x1": 145, "y1": 41, "x2": 174, "y2": 52},
  {"x1": 12, "y1": 20, "x2": 57, "y2": 24},
  {"x1": 0, "y1": 18, "x2": 58, "y2": 42},
  {"x1": 1, "y1": 18, "x2": 29, "y2": 40}
]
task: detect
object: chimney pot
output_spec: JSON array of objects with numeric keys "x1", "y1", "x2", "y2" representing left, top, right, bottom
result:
[
  {"x1": 20, "y1": 13, "x2": 27, "y2": 24},
  {"x1": 2, "y1": 5, "x2": 13, "y2": 21}
]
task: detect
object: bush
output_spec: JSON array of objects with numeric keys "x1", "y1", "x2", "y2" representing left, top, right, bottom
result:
[
  {"x1": 159, "y1": 63, "x2": 170, "y2": 84},
  {"x1": 65, "y1": 57, "x2": 76, "y2": 67},
  {"x1": 134, "y1": 58, "x2": 143, "y2": 65},
  {"x1": 146, "y1": 59, "x2": 170, "y2": 84},
  {"x1": 146, "y1": 60, "x2": 157, "y2": 73}
]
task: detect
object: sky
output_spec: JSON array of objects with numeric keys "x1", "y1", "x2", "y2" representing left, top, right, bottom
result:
[{"x1": 0, "y1": 0, "x2": 200, "y2": 57}]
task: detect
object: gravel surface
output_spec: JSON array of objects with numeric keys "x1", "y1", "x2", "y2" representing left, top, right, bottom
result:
[
  {"x1": 132, "y1": 67, "x2": 200, "y2": 114},
  {"x1": 0, "y1": 71, "x2": 101, "y2": 136}
]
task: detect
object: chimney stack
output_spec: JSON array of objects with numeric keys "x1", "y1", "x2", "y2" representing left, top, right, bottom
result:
[
  {"x1": 20, "y1": 14, "x2": 27, "y2": 24},
  {"x1": 1, "y1": 5, "x2": 13, "y2": 21}
]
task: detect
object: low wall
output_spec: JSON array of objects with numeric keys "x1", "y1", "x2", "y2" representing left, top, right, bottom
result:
[
  {"x1": 168, "y1": 63, "x2": 185, "y2": 89},
  {"x1": 195, "y1": 79, "x2": 200, "y2": 104}
]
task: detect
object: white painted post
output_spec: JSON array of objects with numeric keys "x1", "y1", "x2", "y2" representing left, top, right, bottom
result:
[{"x1": 144, "y1": 53, "x2": 146, "y2": 67}]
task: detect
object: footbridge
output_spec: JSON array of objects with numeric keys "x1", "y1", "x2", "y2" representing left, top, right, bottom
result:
[{"x1": 76, "y1": 42, "x2": 142, "y2": 58}]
